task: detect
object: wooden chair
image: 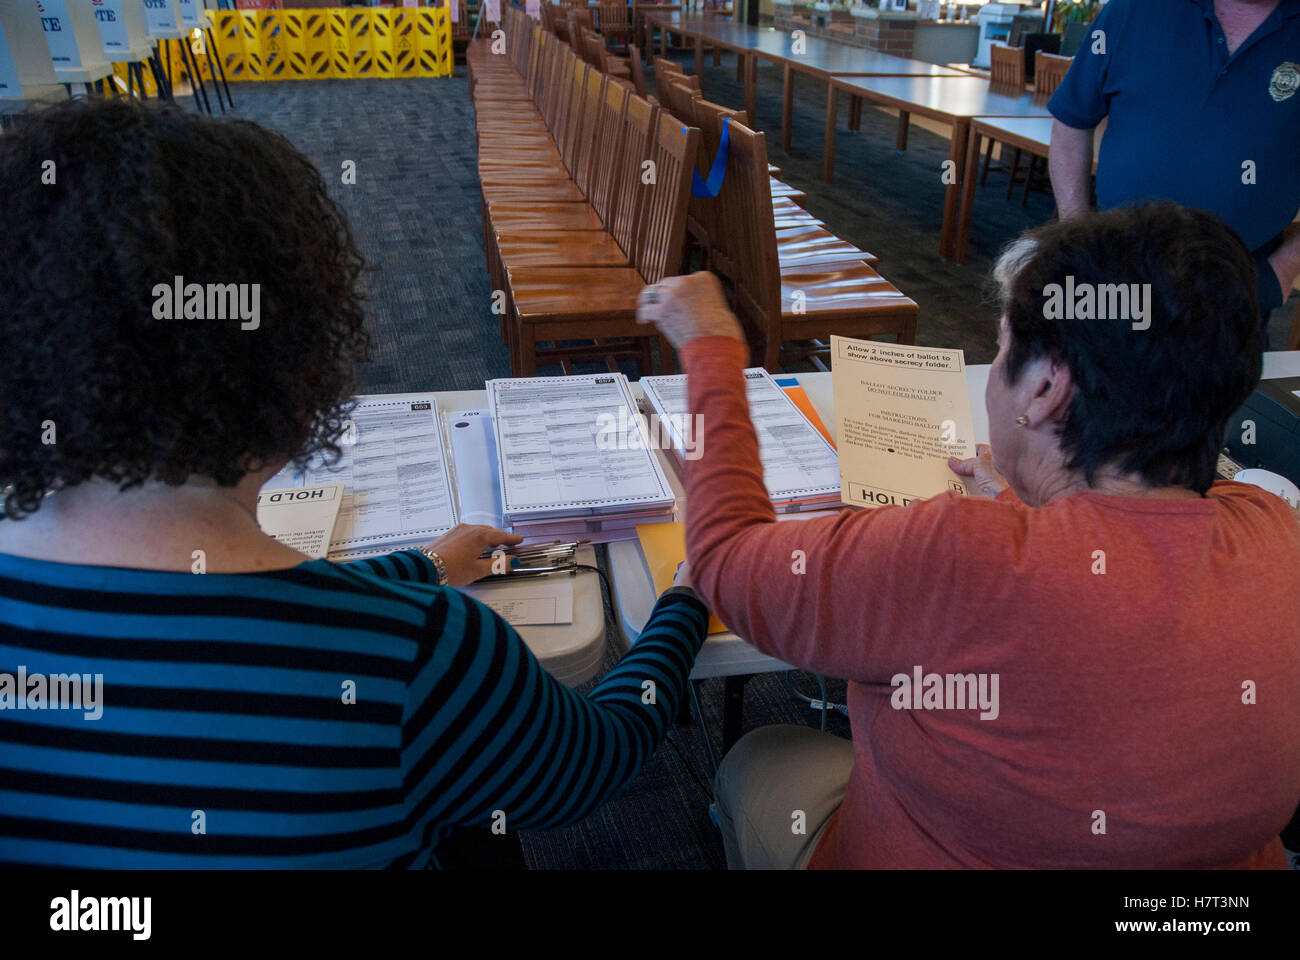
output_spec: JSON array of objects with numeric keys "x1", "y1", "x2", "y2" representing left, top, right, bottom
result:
[
  {"x1": 496, "y1": 78, "x2": 638, "y2": 272},
  {"x1": 980, "y1": 45, "x2": 1031, "y2": 199},
  {"x1": 627, "y1": 43, "x2": 649, "y2": 99},
  {"x1": 1033, "y1": 51, "x2": 1072, "y2": 100},
  {"x1": 450, "y1": 0, "x2": 470, "y2": 44},
  {"x1": 581, "y1": 27, "x2": 631, "y2": 79},
  {"x1": 689, "y1": 98, "x2": 875, "y2": 276},
  {"x1": 988, "y1": 43, "x2": 1025, "y2": 90},
  {"x1": 654, "y1": 56, "x2": 700, "y2": 104},
  {"x1": 997, "y1": 50, "x2": 1075, "y2": 207},
  {"x1": 504, "y1": 103, "x2": 701, "y2": 375},
  {"x1": 719, "y1": 120, "x2": 917, "y2": 371},
  {"x1": 597, "y1": 2, "x2": 633, "y2": 54}
]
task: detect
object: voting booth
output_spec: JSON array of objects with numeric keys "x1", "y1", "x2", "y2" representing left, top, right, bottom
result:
[
  {"x1": 0, "y1": 3, "x2": 64, "y2": 111},
  {"x1": 35, "y1": 0, "x2": 114, "y2": 87}
]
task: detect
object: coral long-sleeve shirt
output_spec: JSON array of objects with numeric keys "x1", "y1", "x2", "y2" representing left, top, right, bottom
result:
[{"x1": 682, "y1": 335, "x2": 1300, "y2": 869}]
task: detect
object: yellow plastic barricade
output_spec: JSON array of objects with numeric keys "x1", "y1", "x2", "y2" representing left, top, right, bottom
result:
[
  {"x1": 258, "y1": 11, "x2": 287, "y2": 81},
  {"x1": 328, "y1": 9, "x2": 351, "y2": 78},
  {"x1": 393, "y1": 10, "x2": 420, "y2": 78},
  {"x1": 303, "y1": 10, "x2": 332, "y2": 80},
  {"x1": 348, "y1": 8, "x2": 376, "y2": 78},
  {"x1": 237, "y1": 10, "x2": 264, "y2": 82},
  {"x1": 281, "y1": 10, "x2": 308, "y2": 80},
  {"x1": 370, "y1": 10, "x2": 395, "y2": 79},
  {"x1": 193, "y1": 7, "x2": 450, "y2": 82},
  {"x1": 416, "y1": 7, "x2": 452, "y2": 78}
]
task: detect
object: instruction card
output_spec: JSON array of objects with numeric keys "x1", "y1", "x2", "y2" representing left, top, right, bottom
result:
[{"x1": 830, "y1": 336, "x2": 975, "y2": 508}]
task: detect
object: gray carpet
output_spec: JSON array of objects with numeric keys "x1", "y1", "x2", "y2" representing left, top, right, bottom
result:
[{"x1": 220, "y1": 55, "x2": 1295, "y2": 869}]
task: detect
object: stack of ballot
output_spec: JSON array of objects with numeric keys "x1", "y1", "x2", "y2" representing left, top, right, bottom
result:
[
  {"x1": 259, "y1": 375, "x2": 680, "y2": 559},
  {"x1": 640, "y1": 367, "x2": 843, "y2": 513},
  {"x1": 260, "y1": 393, "x2": 460, "y2": 561},
  {"x1": 486, "y1": 373, "x2": 677, "y2": 540}
]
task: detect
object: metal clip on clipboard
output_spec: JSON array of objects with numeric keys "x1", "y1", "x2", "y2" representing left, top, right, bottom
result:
[{"x1": 482, "y1": 541, "x2": 584, "y2": 578}]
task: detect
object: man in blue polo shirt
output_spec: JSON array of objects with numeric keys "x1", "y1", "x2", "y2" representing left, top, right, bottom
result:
[{"x1": 1048, "y1": 0, "x2": 1300, "y2": 338}]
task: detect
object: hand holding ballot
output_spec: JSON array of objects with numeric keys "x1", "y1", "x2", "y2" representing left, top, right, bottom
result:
[{"x1": 948, "y1": 444, "x2": 1010, "y2": 500}]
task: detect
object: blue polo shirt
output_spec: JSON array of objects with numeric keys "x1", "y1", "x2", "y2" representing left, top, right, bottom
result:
[{"x1": 1049, "y1": 0, "x2": 1300, "y2": 253}]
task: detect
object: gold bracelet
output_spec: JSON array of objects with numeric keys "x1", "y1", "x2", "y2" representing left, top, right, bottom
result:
[{"x1": 417, "y1": 547, "x2": 449, "y2": 586}]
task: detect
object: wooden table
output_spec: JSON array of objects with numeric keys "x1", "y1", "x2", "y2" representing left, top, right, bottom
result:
[
  {"x1": 823, "y1": 75, "x2": 1052, "y2": 259},
  {"x1": 647, "y1": 15, "x2": 969, "y2": 152},
  {"x1": 954, "y1": 115, "x2": 1103, "y2": 264}
]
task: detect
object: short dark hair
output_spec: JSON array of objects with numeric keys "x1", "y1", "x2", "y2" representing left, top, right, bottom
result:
[
  {"x1": 995, "y1": 202, "x2": 1262, "y2": 494},
  {"x1": 0, "y1": 98, "x2": 370, "y2": 519}
]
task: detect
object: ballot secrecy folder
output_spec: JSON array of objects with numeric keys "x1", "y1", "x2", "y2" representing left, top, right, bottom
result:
[
  {"x1": 640, "y1": 366, "x2": 842, "y2": 512},
  {"x1": 829, "y1": 336, "x2": 976, "y2": 509}
]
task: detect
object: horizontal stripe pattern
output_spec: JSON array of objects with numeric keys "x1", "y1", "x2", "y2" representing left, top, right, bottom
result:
[{"x1": 0, "y1": 550, "x2": 707, "y2": 867}]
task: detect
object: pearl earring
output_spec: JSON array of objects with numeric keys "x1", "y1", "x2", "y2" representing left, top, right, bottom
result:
[{"x1": 1016, "y1": 415, "x2": 1029, "y2": 426}]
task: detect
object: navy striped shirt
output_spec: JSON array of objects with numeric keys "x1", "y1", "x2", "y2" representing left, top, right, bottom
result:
[{"x1": 0, "y1": 549, "x2": 707, "y2": 867}]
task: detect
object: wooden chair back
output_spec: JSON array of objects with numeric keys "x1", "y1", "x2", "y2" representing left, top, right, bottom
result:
[
  {"x1": 989, "y1": 43, "x2": 1025, "y2": 90},
  {"x1": 574, "y1": 66, "x2": 608, "y2": 195},
  {"x1": 591, "y1": 78, "x2": 632, "y2": 227},
  {"x1": 611, "y1": 95, "x2": 659, "y2": 270},
  {"x1": 567, "y1": 7, "x2": 595, "y2": 38},
  {"x1": 692, "y1": 98, "x2": 746, "y2": 273},
  {"x1": 636, "y1": 113, "x2": 701, "y2": 282},
  {"x1": 450, "y1": 0, "x2": 470, "y2": 42},
  {"x1": 598, "y1": 3, "x2": 631, "y2": 33},
  {"x1": 716, "y1": 119, "x2": 782, "y2": 355},
  {"x1": 558, "y1": 59, "x2": 591, "y2": 174},
  {"x1": 1033, "y1": 50, "x2": 1071, "y2": 100},
  {"x1": 654, "y1": 56, "x2": 699, "y2": 104},
  {"x1": 662, "y1": 75, "x2": 702, "y2": 124},
  {"x1": 628, "y1": 43, "x2": 648, "y2": 98}
]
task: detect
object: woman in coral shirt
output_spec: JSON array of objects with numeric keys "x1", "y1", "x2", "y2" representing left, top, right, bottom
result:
[{"x1": 636, "y1": 202, "x2": 1300, "y2": 869}]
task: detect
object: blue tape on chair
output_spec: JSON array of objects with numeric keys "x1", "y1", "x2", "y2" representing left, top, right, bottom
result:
[{"x1": 690, "y1": 118, "x2": 730, "y2": 198}]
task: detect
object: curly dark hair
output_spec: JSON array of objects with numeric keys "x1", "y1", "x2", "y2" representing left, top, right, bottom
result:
[{"x1": 0, "y1": 97, "x2": 370, "y2": 519}]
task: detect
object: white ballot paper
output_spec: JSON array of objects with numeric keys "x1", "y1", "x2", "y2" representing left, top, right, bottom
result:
[
  {"x1": 641, "y1": 367, "x2": 840, "y2": 503},
  {"x1": 255, "y1": 483, "x2": 344, "y2": 559},
  {"x1": 487, "y1": 374, "x2": 675, "y2": 521},
  {"x1": 458, "y1": 577, "x2": 575, "y2": 626},
  {"x1": 300, "y1": 394, "x2": 459, "y2": 560},
  {"x1": 830, "y1": 336, "x2": 976, "y2": 508}
]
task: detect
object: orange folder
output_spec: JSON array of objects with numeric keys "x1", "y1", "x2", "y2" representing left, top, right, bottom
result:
[{"x1": 635, "y1": 521, "x2": 729, "y2": 635}]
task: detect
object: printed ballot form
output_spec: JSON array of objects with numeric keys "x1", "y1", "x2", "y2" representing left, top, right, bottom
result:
[
  {"x1": 299, "y1": 394, "x2": 459, "y2": 559},
  {"x1": 830, "y1": 336, "x2": 976, "y2": 508},
  {"x1": 641, "y1": 367, "x2": 841, "y2": 506},
  {"x1": 487, "y1": 375, "x2": 675, "y2": 522},
  {"x1": 255, "y1": 483, "x2": 344, "y2": 559}
]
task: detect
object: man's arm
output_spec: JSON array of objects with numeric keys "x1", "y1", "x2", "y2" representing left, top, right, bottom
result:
[
  {"x1": 1048, "y1": 119, "x2": 1096, "y2": 220},
  {"x1": 1265, "y1": 223, "x2": 1300, "y2": 308}
]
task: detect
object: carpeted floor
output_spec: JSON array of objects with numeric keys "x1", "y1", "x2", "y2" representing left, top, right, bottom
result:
[{"x1": 223, "y1": 50, "x2": 1295, "y2": 870}]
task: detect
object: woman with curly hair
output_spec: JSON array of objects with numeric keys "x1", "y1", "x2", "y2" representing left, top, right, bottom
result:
[{"x1": 0, "y1": 99, "x2": 708, "y2": 868}]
